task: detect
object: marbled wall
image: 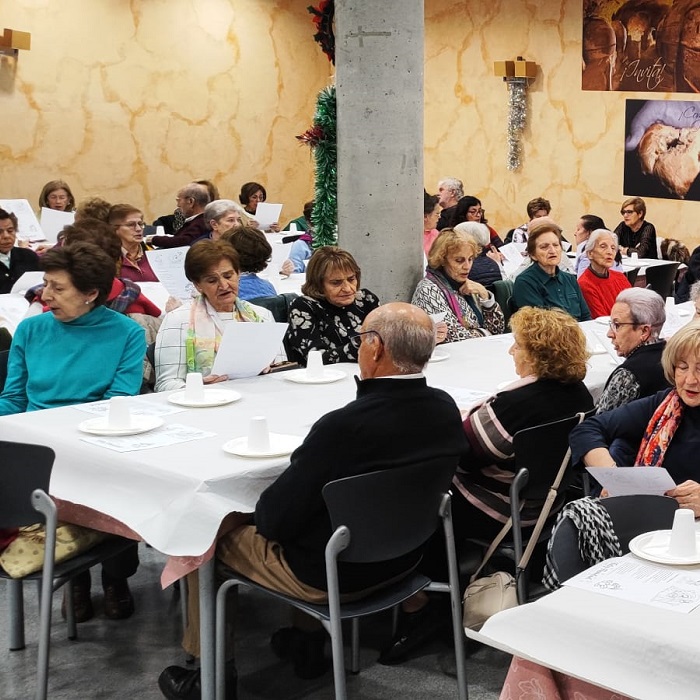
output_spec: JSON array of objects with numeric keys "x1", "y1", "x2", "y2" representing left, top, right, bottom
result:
[
  {"x1": 0, "y1": 0, "x2": 331, "y2": 222},
  {"x1": 3, "y1": 0, "x2": 700, "y2": 249},
  {"x1": 424, "y1": 0, "x2": 700, "y2": 249}
]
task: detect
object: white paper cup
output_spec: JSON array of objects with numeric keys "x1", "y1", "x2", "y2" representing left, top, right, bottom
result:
[
  {"x1": 185, "y1": 372, "x2": 205, "y2": 402},
  {"x1": 306, "y1": 350, "x2": 325, "y2": 379},
  {"x1": 107, "y1": 396, "x2": 131, "y2": 429},
  {"x1": 247, "y1": 416, "x2": 270, "y2": 453},
  {"x1": 289, "y1": 223, "x2": 298, "y2": 232},
  {"x1": 668, "y1": 508, "x2": 697, "y2": 557},
  {"x1": 666, "y1": 296, "x2": 676, "y2": 312},
  {"x1": 630, "y1": 252, "x2": 639, "y2": 261}
]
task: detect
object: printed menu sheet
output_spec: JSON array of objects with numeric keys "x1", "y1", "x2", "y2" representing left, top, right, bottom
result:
[{"x1": 79, "y1": 423, "x2": 215, "y2": 453}]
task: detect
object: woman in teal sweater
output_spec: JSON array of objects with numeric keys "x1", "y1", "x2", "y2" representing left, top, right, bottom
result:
[{"x1": 0, "y1": 241, "x2": 146, "y2": 623}]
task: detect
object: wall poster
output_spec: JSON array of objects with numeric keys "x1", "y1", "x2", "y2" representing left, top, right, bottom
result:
[{"x1": 583, "y1": 1, "x2": 700, "y2": 92}]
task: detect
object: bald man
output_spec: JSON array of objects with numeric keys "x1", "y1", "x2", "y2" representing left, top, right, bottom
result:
[
  {"x1": 150, "y1": 183, "x2": 211, "y2": 249},
  {"x1": 159, "y1": 303, "x2": 467, "y2": 700}
]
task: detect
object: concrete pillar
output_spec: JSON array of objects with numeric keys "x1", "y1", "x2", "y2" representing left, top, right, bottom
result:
[{"x1": 336, "y1": 1, "x2": 424, "y2": 303}]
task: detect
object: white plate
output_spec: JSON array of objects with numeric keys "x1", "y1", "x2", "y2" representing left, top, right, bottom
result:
[
  {"x1": 78, "y1": 415, "x2": 164, "y2": 436},
  {"x1": 429, "y1": 350, "x2": 450, "y2": 363},
  {"x1": 168, "y1": 389, "x2": 242, "y2": 408},
  {"x1": 629, "y1": 530, "x2": 700, "y2": 566},
  {"x1": 283, "y1": 369, "x2": 347, "y2": 384},
  {"x1": 595, "y1": 316, "x2": 611, "y2": 326},
  {"x1": 222, "y1": 433, "x2": 303, "y2": 458}
]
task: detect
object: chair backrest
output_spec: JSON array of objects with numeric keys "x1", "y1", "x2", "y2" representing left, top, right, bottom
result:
[
  {"x1": 249, "y1": 293, "x2": 299, "y2": 322},
  {"x1": 492, "y1": 279, "x2": 515, "y2": 326},
  {"x1": 0, "y1": 440, "x2": 55, "y2": 528},
  {"x1": 0, "y1": 348, "x2": 9, "y2": 393},
  {"x1": 645, "y1": 261, "x2": 680, "y2": 299},
  {"x1": 322, "y1": 457, "x2": 458, "y2": 563},
  {"x1": 548, "y1": 494, "x2": 678, "y2": 583},
  {"x1": 624, "y1": 268, "x2": 639, "y2": 287}
]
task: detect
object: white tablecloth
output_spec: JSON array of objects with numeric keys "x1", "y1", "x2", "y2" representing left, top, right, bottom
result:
[{"x1": 0, "y1": 331, "x2": 614, "y2": 559}]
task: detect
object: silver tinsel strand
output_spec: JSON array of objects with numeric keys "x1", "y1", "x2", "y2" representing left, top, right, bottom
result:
[{"x1": 507, "y1": 78, "x2": 528, "y2": 171}]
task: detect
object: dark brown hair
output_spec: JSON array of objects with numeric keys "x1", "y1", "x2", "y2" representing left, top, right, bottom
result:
[
  {"x1": 239, "y1": 181, "x2": 266, "y2": 206},
  {"x1": 222, "y1": 226, "x2": 271, "y2": 274}
]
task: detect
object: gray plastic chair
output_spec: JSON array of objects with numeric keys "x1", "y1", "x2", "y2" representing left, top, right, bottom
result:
[
  {"x1": 645, "y1": 261, "x2": 680, "y2": 299},
  {"x1": 547, "y1": 494, "x2": 679, "y2": 583},
  {"x1": 0, "y1": 440, "x2": 136, "y2": 700},
  {"x1": 215, "y1": 457, "x2": 468, "y2": 700}
]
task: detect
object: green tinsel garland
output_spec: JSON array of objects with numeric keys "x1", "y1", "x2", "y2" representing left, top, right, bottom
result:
[{"x1": 297, "y1": 85, "x2": 337, "y2": 247}]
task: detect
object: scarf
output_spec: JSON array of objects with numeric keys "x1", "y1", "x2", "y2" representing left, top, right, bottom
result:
[
  {"x1": 185, "y1": 295, "x2": 266, "y2": 374},
  {"x1": 107, "y1": 278, "x2": 141, "y2": 314},
  {"x1": 635, "y1": 389, "x2": 684, "y2": 467},
  {"x1": 426, "y1": 266, "x2": 484, "y2": 327}
]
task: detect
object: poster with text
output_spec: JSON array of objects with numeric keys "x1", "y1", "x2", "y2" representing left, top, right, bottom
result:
[
  {"x1": 583, "y1": 0, "x2": 700, "y2": 92},
  {"x1": 624, "y1": 98, "x2": 700, "y2": 200}
]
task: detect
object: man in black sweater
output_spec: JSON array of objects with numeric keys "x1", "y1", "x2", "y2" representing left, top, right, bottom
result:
[{"x1": 159, "y1": 302, "x2": 467, "y2": 700}]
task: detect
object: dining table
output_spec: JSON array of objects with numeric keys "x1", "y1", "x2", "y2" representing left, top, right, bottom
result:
[{"x1": 0, "y1": 327, "x2": 620, "y2": 699}]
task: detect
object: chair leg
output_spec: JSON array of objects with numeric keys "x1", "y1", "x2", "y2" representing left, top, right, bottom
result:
[
  {"x1": 65, "y1": 580, "x2": 77, "y2": 641},
  {"x1": 350, "y1": 618, "x2": 360, "y2": 674},
  {"x1": 391, "y1": 604, "x2": 400, "y2": 636},
  {"x1": 215, "y1": 580, "x2": 238, "y2": 700},
  {"x1": 8, "y1": 579, "x2": 26, "y2": 651},
  {"x1": 516, "y1": 567, "x2": 528, "y2": 605},
  {"x1": 37, "y1": 566, "x2": 56, "y2": 700},
  {"x1": 180, "y1": 574, "x2": 189, "y2": 627}
]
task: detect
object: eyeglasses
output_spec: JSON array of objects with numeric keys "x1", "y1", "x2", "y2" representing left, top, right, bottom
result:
[
  {"x1": 119, "y1": 221, "x2": 146, "y2": 230},
  {"x1": 620, "y1": 209, "x2": 635, "y2": 216},
  {"x1": 349, "y1": 330, "x2": 384, "y2": 350},
  {"x1": 608, "y1": 320, "x2": 637, "y2": 333}
]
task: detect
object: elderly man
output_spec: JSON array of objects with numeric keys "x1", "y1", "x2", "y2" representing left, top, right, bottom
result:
[
  {"x1": 158, "y1": 302, "x2": 467, "y2": 700},
  {"x1": 150, "y1": 183, "x2": 211, "y2": 248},
  {"x1": 0, "y1": 208, "x2": 40, "y2": 294},
  {"x1": 435, "y1": 177, "x2": 464, "y2": 230}
]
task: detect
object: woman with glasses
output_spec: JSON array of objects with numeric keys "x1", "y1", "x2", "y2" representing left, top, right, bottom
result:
[
  {"x1": 596, "y1": 288, "x2": 669, "y2": 413},
  {"x1": 154, "y1": 240, "x2": 272, "y2": 391},
  {"x1": 283, "y1": 246, "x2": 379, "y2": 366},
  {"x1": 613, "y1": 196, "x2": 658, "y2": 258},
  {"x1": 239, "y1": 181, "x2": 280, "y2": 233},
  {"x1": 572, "y1": 323, "x2": 700, "y2": 515},
  {"x1": 38, "y1": 179, "x2": 75, "y2": 212},
  {"x1": 577, "y1": 229, "x2": 631, "y2": 318},
  {"x1": 447, "y1": 195, "x2": 504, "y2": 248},
  {"x1": 511, "y1": 220, "x2": 591, "y2": 321},
  {"x1": 109, "y1": 204, "x2": 159, "y2": 283}
]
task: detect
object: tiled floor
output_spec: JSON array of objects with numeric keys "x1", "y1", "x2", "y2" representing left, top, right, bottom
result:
[{"x1": 1, "y1": 545, "x2": 510, "y2": 699}]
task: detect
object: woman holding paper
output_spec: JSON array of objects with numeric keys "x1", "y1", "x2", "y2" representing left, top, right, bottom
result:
[
  {"x1": 239, "y1": 181, "x2": 280, "y2": 233},
  {"x1": 154, "y1": 240, "x2": 273, "y2": 391},
  {"x1": 571, "y1": 323, "x2": 700, "y2": 515},
  {"x1": 38, "y1": 179, "x2": 75, "y2": 212},
  {"x1": 411, "y1": 228, "x2": 504, "y2": 343}
]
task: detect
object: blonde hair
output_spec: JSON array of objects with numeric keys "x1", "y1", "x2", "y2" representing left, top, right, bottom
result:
[
  {"x1": 661, "y1": 323, "x2": 700, "y2": 385},
  {"x1": 509, "y1": 307, "x2": 589, "y2": 382},
  {"x1": 427, "y1": 228, "x2": 479, "y2": 269}
]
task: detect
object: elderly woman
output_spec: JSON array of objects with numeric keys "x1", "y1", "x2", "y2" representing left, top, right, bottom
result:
[
  {"x1": 380, "y1": 307, "x2": 594, "y2": 665},
  {"x1": 0, "y1": 241, "x2": 145, "y2": 620},
  {"x1": 108, "y1": 204, "x2": 159, "y2": 283},
  {"x1": 412, "y1": 228, "x2": 505, "y2": 343},
  {"x1": 239, "y1": 181, "x2": 280, "y2": 233},
  {"x1": 577, "y1": 229, "x2": 631, "y2": 318},
  {"x1": 597, "y1": 288, "x2": 668, "y2": 414},
  {"x1": 0, "y1": 208, "x2": 40, "y2": 294},
  {"x1": 200, "y1": 199, "x2": 245, "y2": 243},
  {"x1": 38, "y1": 179, "x2": 75, "y2": 212},
  {"x1": 571, "y1": 323, "x2": 700, "y2": 514},
  {"x1": 154, "y1": 240, "x2": 272, "y2": 391},
  {"x1": 454, "y1": 222, "x2": 503, "y2": 290},
  {"x1": 511, "y1": 220, "x2": 591, "y2": 321},
  {"x1": 284, "y1": 246, "x2": 379, "y2": 365},
  {"x1": 613, "y1": 196, "x2": 658, "y2": 259},
  {"x1": 573, "y1": 214, "x2": 605, "y2": 276}
]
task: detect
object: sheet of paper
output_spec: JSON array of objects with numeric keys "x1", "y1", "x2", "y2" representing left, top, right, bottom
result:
[
  {"x1": 79, "y1": 423, "x2": 215, "y2": 452},
  {"x1": 498, "y1": 242, "x2": 526, "y2": 277},
  {"x1": 433, "y1": 385, "x2": 490, "y2": 410},
  {"x1": 73, "y1": 400, "x2": 185, "y2": 417},
  {"x1": 564, "y1": 556, "x2": 700, "y2": 613},
  {"x1": 145, "y1": 247, "x2": 196, "y2": 301},
  {"x1": 0, "y1": 293, "x2": 30, "y2": 334},
  {"x1": 661, "y1": 309, "x2": 686, "y2": 340},
  {"x1": 585, "y1": 466, "x2": 676, "y2": 497},
  {"x1": 591, "y1": 327, "x2": 623, "y2": 365},
  {"x1": 39, "y1": 207, "x2": 74, "y2": 243},
  {"x1": 10, "y1": 271, "x2": 43, "y2": 295},
  {"x1": 211, "y1": 322, "x2": 288, "y2": 378},
  {"x1": 584, "y1": 330, "x2": 606, "y2": 355},
  {"x1": 254, "y1": 202, "x2": 283, "y2": 230},
  {"x1": 137, "y1": 282, "x2": 171, "y2": 311},
  {"x1": 0, "y1": 199, "x2": 44, "y2": 241},
  {"x1": 270, "y1": 241, "x2": 292, "y2": 268}
]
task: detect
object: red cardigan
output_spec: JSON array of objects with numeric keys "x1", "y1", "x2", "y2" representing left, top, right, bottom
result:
[{"x1": 578, "y1": 268, "x2": 631, "y2": 319}]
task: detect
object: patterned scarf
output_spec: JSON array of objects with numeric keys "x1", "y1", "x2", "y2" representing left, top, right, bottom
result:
[
  {"x1": 107, "y1": 278, "x2": 141, "y2": 315},
  {"x1": 635, "y1": 389, "x2": 684, "y2": 467},
  {"x1": 185, "y1": 295, "x2": 266, "y2": 374},
  {"x1": 426, "y1": 266, "x2": 484, "y2": 327}
]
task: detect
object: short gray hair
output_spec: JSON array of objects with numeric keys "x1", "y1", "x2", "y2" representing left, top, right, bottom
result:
[
  {"x1": 690, "y1": 281, "x2": 700, "y2": 303},
  {"x1": 454, "y1": 221, "x2": 489, "y2": 248},
  {"x1": 584, "y1": 228, "x2": 618, "y2": 253},
  {"x1": 616, "y1": 287, "x2": 665, "y2": 339},
  {"x1": 365, "y1": 312, "x2": 435, "y2": 374},
  {"x1": 437, "y1": 177, "x2": 464, "y2": 200},
  {"x1": 204, "y1": 199, "x2": 244, "y2": 225}
]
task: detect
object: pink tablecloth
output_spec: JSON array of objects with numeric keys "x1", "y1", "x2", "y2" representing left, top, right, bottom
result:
[{"x1": 501, "y1": 657, "x2": 632, "y2": 700}]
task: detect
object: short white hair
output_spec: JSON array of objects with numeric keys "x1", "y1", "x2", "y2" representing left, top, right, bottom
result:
[
  {"x1": 454, "y1": 221, "x2": 490, "y2": 247},
  {"x1": 584, "y1": 228, "x2": 618, "y2": 253}
]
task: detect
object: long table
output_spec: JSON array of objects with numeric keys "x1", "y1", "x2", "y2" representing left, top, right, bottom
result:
[{"x1": 0, "y1": 330, "x2": 618, "y2": 699}]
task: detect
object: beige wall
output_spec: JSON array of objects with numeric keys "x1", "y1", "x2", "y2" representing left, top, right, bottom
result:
[
  {"x1": 3, "y1": 0, "x2": 700, "y2": 249},
  {"x1": 424, "y1": 0, "x2": 700, "y2": 250},
  {"x1": 0, "y1": 0, "x2": 330, "y2": 222}
]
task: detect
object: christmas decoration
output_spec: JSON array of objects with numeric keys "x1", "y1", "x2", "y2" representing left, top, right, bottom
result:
[{"x1": 307, "y1": 1, "x2": 335, "y2": 64}]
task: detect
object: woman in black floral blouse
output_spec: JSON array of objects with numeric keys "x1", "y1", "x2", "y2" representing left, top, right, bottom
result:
[{"x1": 283, "y1": 246, "x2": 379, "y2": 365}]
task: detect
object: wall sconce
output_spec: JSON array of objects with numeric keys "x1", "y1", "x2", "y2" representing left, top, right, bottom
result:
[
  {"x1": 0, "y1": 29, "x2": 31, "y2": 58},
  {"x1": 493, "y1": 56, "x2": 538, "y2": 171}
]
